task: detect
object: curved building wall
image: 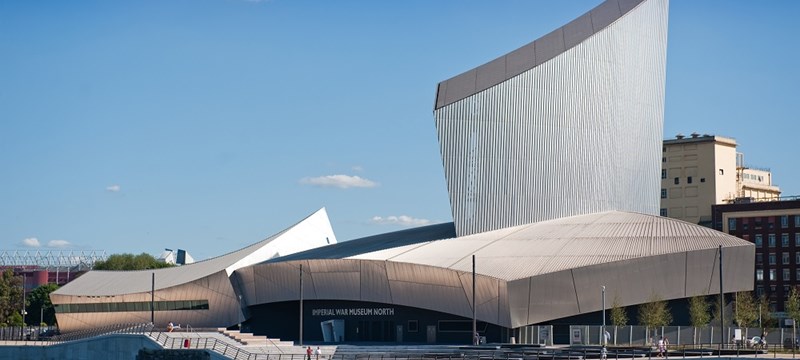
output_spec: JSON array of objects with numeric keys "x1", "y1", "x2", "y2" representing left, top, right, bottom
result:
[
  {"x1": 235, "y1": 259, "x2": 511, "y2": 327},
  {"x1": 237, "y1": 240, "x2": 752, "y2": 331},
  {"x1": 434, "y1": 0, "x2": 669, "y2": 236},
  {"x1": 507, "y1": 245, "x2": 753, "y2": 327},
  {"x1": 51, "y1": 270, "x2": 239, "y2": 332}
]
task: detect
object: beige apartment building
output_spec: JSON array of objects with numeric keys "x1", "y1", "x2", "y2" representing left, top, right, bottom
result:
[{"x1": 660, "y1": 133, "x2": 781, "y2": 225}]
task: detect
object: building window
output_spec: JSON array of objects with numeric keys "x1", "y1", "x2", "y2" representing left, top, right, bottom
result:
[
  {"x1": 662, "y1": 146, "x2": 666, "y2": 152},
  {"x1": 728, "y1": 218, "x2": 736, "y2": 231},
  {"x1": 660, "y1": 208, "x2": 667, "y2": 217},
  {"x1": 783, "y1": 252, "x2": 790, "y2": 265},
  {"x1": 662, "y1": 157, "x2": 666, "y2": 163},
  {"x1": 743, "y1": 223, "x2": 749, "y2": 230},
  {"x1": 796, "y1": 215, "x2": 800, "y2": 227},
  {"x1": 674, "y1": 177, "x2": 679, "y2": 185},
  {"x1": 719, "y1": 169, "x2": 724, "y2": 175},
  {"x1": 661, "y1": 189, "x2": 667, "y2": 199},
  {"x1": 757, "y1": 285, "x2": 765, "y2": 297},
  {"x1": 769, "y1": 234, "x2": 776, "y2": 247},
  {"x1": 408, "y1": 320, "x2": 418, "y2": 332},
  {"x1": 54, "y1": 299, "x2": 210, "y2": 314},
  {"x1": 687, "y1": 176, "x2": 693, "y2": 184},
  {"x1": 661, "y1": 169, "x2": 667, "y2": 179},
  {"x1": 757, "y1": 269, "x2": 764, "y2": 281},
  {"x1": 782, "y1": 216, "x2": 789, "y2": 228},
  {"x1": 783, "y1": 234, "x2": 790, "y2": 247},
  {"x1": 784, "y1": 269, "x2": 791, "y2": 281},
  {"x1": 757, "y1": 254, "x2": 763, "y2": 265},
  {"x1": 769, "y1": 253, "x2": 776, "y2": 265},
  {"x1": 796, "y1": 253, "x2": 800, "y2": 264},
  {"x1": 796, "y1": 233, "x2": 800, "y2": 247},
  {"x1": 770, "y1": 269, "x2": 777, "y2": 281},
  {"x1": 755, "y1": 234, "x2": 763, "y2": 247},
  {"x1": 700, "y1": 178, "x2": 706, "y2": 183},
  {"x1": 797, "y1": 269, "x2": 800, "y2": 281}
]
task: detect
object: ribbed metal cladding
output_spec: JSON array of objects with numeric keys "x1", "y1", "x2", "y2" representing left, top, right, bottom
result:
[{"x1": 434, "y1": 0, "x2": 668, "y2": 237}]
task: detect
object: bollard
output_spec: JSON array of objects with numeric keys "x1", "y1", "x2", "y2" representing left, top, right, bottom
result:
[{"x1": 183, "y1": 338, "x2": 190, "y2": 348}]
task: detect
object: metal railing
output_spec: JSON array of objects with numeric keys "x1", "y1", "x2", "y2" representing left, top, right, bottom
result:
[{"x1": 49, "y1": 322, "x2": 153, "y2": 343}]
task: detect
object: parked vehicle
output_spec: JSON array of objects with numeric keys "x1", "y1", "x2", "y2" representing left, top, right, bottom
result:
[
  {"x1": 784, "y1": 337, "x2": 800, "y2": 350},
  {"x1": 748, "y1": 336, "x2": 766, "y2": 349},
  {"x1": 38, "y1": 329, "x2": 59, "y2": 341}
]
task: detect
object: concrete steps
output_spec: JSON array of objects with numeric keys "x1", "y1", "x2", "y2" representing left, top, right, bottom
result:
[{"x1": 218, "y1": 328, "x2": 295, "y2": 347}]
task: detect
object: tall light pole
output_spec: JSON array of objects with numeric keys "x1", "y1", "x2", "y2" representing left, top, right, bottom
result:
[
  {"x1": 299, "y1": 263, "x2": 304, "y2": 346},
  {"x1": 602, "y1": 286, "x2": 606, "y2": 347},
  {"x1": 22, "y1": 272, "x2": 27, "y2": 326},
  {"x1": 151, "y1": 273, "x2": 155, "y2": 325},
  {"x1": 719, "y1": 245, "x2": 724, "y2": 344},
  {"x1": 472, "y1": 254, "x2": 476, "y2": 345}
]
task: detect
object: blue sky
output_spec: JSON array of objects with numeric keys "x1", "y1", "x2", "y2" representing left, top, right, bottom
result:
[{"x1": 1, "y1": 1, "x2": 797, "y2": 260}]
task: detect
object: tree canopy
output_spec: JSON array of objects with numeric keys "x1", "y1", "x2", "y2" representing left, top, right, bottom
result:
[
  {"x1": 688, "y1": 295, "x2": 711, "y2": 328},
  {"x1": 734, "y1": 291, "x2": 758, "y2": 328},
  {"x1": 637, "y1": 292, "x2": 672, "y2": 329},
  {"x1": 786, "y1": 288, "x2": 800, "y2": 324},
  {"x1": 27, "y1": 283, "x2": 59, "y2": 326},
  {"x1": 610, "y1": 294, "x2": 628, "y2": 326},
  {"x1": 93, "y1": 253, "x2": 174, "y2": 271},
  {"x1": 758, "y1": 295, "x2": 776, "y2": 328},
  {"x1": 0, "y1": 269, "x2": 24, "y2": 326}
]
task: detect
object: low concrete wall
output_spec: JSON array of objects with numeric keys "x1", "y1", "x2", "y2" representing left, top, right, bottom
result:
[{"x1": 0, "y1": 334, "x2": 166, "y2": 360}]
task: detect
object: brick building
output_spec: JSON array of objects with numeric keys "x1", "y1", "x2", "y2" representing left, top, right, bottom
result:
[{"x1": 713, "y1": 197, "x2": 800, "y2": 313}]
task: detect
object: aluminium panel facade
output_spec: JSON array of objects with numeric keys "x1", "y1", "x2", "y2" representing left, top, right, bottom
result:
[{"x1": 434, "y1": 0, "x2": 669, "y2": 236}]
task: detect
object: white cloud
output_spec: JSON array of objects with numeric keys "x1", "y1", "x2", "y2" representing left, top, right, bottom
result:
[
  {"x1": 351, "y1": 165, "x2": 364, "y2": 172},
  {"x1": 370, "y1": 215, "x2": 431, "y2": 227},
  {"x1": 106, "y1": 184, "x2": 121, "y2": 192},
  {"x1": 22, "y1": 237, "x2": 41, "y2": 248},
  {"x1": 47, "y1": 240, "x2": 71, "y2": 248},
  {"x1": 300, "y1": 175, "x2": 378, "y2": 189}
]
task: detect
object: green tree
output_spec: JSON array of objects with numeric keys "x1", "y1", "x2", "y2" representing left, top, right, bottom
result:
[
  {"x1": 26, "y1": 283, "x2": 59, "y2": 326},
  {"x1": 7, "y1": 311, "x2": 23, "y2": 327},
  {"x1": 0, "y1": 269, "x2": 24, "y2": 326},
  {"x1": 688, "y1": 296, "x2": 711, "y2": 344},
  {"x1": 711, "y1": 294, "x2": 732, "y2": 327},
  {"x1": 758, "y1": 295, "x2": 776, "y2": 328},
  {"x1": 638, "y1": 292, "x2": 672, "y2": 337},
  {"x1": 734, "y1": 291, "x2": 758, "y2": 328},
  {"x1": 93, "y1": 253, "x2": 174, "y2": 270},
  {"x1": 689, "y1": 296, "x2": 711, "y2": 327},
  {"x1": 610, "y1": 295, "x2": 628, "y2": 326},
  {"x1": 786, "y1": 288, "x2": 800, "y2": 325}
]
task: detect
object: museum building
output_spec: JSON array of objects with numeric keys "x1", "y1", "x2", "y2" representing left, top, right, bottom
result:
[{"x1": 52, "y1": 0, "x2": 755, "y2": 344}]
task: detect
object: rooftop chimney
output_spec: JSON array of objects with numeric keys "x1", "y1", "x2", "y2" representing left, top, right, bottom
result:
[{"x1": 676, "y1": 133, "x2": 684, "y2": 139}]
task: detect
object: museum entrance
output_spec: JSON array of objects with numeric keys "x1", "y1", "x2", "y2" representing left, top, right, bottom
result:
[
  {"x1": 354, "y1": 320, "x2": 396, "y2": 342},
  {"x1": 244, "y1": 300, "x2": 503, "y2": 344}
]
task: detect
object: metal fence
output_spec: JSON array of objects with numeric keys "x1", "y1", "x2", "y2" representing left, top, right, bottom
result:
[
  {"x1": 569, "y1": 325, "x2": 798, "y2": 347},
  {"x1": 0, "y1": 325, "x2": 59, "y2": 341}
]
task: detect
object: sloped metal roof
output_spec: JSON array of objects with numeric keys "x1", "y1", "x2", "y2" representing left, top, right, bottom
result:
[
  {"x1": 53, "y1": 208, "x2": 337, "y2": 296},
  {"x1": 349, "y1": 211, "x2": 752, "y2": 281},
  {"x1": 266, "y1": 222, "x2": 456, "y2": 262},
  {"x1": 434, "y1": 0, "x2": 648, "y2": 109}
]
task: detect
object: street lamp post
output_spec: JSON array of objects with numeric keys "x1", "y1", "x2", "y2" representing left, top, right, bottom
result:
[
  {"x1": 22, "y1": 273, "x2": 27, "y2": 326},
  {"x1": 238, "y1": 295, "x2": 243, "y2": 330},
  {"x1": 602, "y1": 286, "x2": 607, "y2": 359}
]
